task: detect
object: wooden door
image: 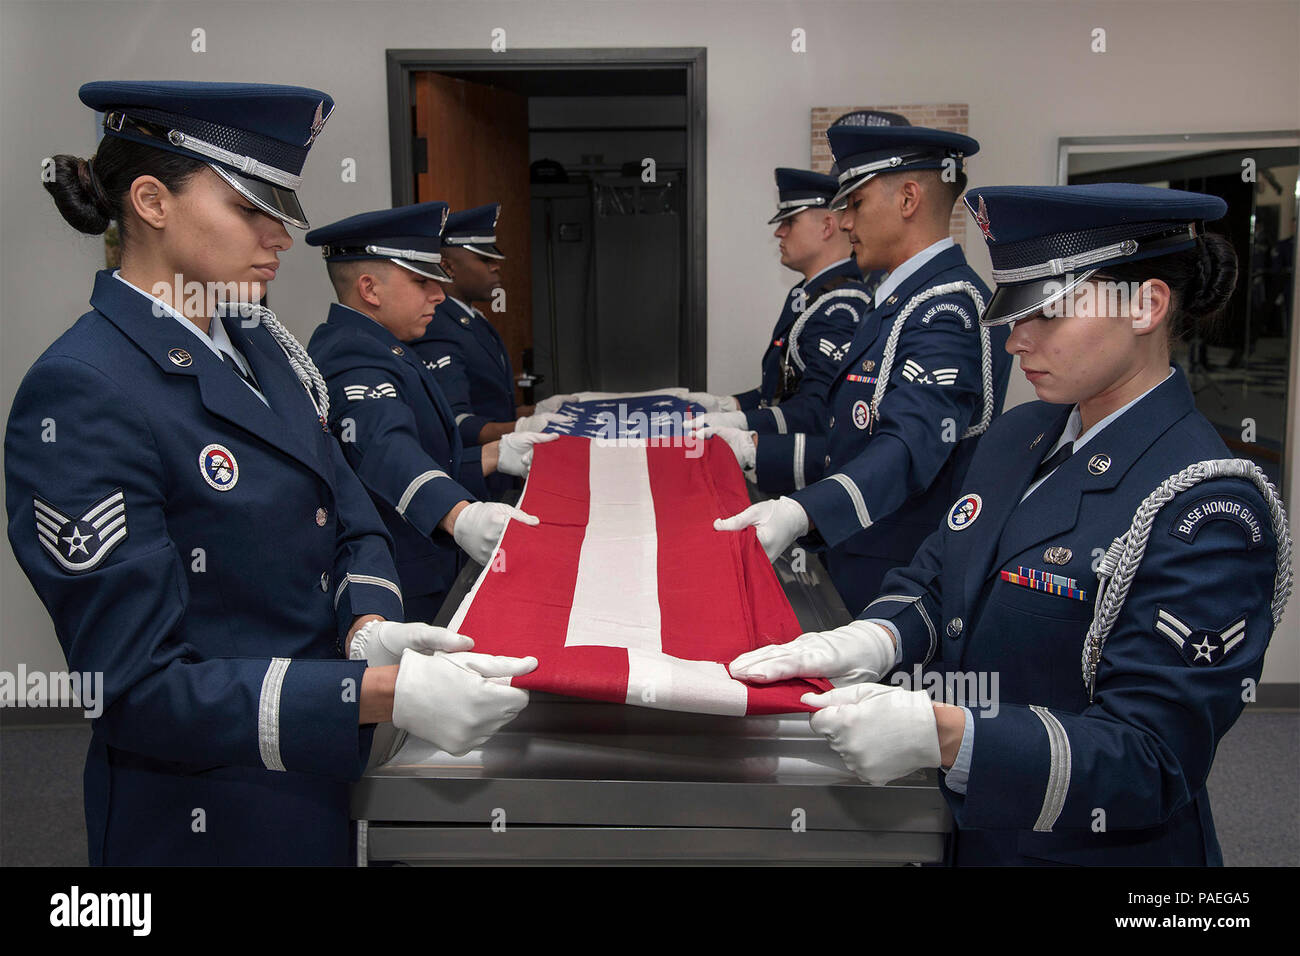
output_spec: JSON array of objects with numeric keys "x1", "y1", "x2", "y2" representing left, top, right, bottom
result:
[{"x1": 413, "y1": 72, "x2": 533, "y2": 404}]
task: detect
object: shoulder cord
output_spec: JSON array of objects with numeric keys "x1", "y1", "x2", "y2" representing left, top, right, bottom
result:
[
  {"x1": 230, "y1": 304, "x2": 331, "y2": 424},
  {"x1": 1082, "y1": 458, "x2": 1293, "y2": 700},
  {"x1": 869, "y1": 281, "x2": 992, "y2": 440},
  {"x1": 786, "y1": 288, "x2": 876, "y2": 373}
]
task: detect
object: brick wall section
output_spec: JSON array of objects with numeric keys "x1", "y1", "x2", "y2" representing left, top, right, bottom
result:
[{"x1": 811, "y1": 104, "x2": 970, "y2": 246}]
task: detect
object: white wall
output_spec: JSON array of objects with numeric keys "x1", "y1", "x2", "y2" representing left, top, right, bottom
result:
[{"x1": 2, "y1": 0, "x2": 1298, "y2": 684}]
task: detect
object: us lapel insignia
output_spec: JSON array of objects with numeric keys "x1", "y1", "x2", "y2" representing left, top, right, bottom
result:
[
  {"x1": 391, "y1": 345, "x2": 405, "y2": 356},
  {"x1": 33, "y1": 489, "x2": 128, "y2": 575},
  {"x1": 1029, "y1": 432, "x2": 1044, "y2": 451},
  {"x1": 1044, "y1": 546, "x2": 1072, "y2": 565},
  {"x1": 168, "y1": 347, "x2": 193, "y2": 367},
  {"x1": 1088, "y1": 453, "x2": 1111, "y2": 475}
]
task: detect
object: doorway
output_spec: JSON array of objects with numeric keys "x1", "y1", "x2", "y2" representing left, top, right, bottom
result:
[{"x1": 385, "y1": 48, "x2": 707, "y2": 403}]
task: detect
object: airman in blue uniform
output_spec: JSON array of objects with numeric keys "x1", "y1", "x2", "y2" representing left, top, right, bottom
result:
[
  {"x1": 6, "y1": 82, "x2": 536, "y2": 866},
  {"x1": 305, "y1": 203, "x2": 553, "y2": 623},
  {"x1": 689, "y1": 168, "x2": 881, "y2": 436},
  {"x1": 408, "y1": 204, "x2": 562, "y2": 501},
  {"x1": 732, "y1": 184, "x2": 1292, "y2": 865},
  {"x1": 711, "y1": 125, "x2": 1013, "y2": 614}
]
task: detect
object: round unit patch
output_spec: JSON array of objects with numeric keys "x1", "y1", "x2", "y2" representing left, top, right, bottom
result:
[
  {"x1": 947, "y1": 493, "x2": 982, "y2": 531},
  {"x1": 851, "y1": 399, "x2": 871, "y2": 430},
  {"x1": 199, "y1": 444, "x2": 239, "y2": 492}
]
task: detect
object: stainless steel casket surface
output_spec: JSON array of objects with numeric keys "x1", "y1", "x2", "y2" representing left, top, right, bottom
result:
[{"x1": 353, "y1": 541, "x2": 953, "y2": 865}]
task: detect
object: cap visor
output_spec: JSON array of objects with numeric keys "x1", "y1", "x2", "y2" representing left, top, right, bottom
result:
[
  {"x1": 391, "y1": 258, "x2": 453, "y2": 283},
  {"x1": 829, "y1": 173, "x2": 874, "y2": 211},
  {"x1": 209, "y1": 164, "x2": 308, "y2": 229},
  {"x1": 980, "y1": 270, "x2": 1098, "y2": 327},
  {"x1": 463, "y1": 243, "x2": 505, "y2": 260},
  {"x1": 767, "y1": 206, "x2": 807, "y2": 224}
]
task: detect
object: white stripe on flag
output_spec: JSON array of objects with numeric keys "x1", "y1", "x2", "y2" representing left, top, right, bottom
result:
[
  {"x1": 564, "y1": 440, "x2": 662, "y2": 651},
  {"x1": 625, "y1": 649, "x2": 748, "y2": 716}
]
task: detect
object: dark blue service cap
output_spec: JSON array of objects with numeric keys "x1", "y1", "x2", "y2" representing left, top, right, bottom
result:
[
  {"x1": 768, "y1": 168, "x2": 839, "y2": 224},
  {"x1": 442, "y1": 203, "x2": 505, "y2": 260},
  {"x1": 826, "y1": 124, "x2": 978, "y2": 210},
  {"x1": 305, "y1": 201, "x2": 452, "y2": 282},
  {"x1": 963, "y1": 183, "x2": 1228, "y2": 326},
  {"x1": 79, "y1": 80, "x2": 334, "y2": 229}
]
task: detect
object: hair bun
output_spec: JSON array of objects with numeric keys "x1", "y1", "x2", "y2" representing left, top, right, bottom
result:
[
  {"x1": 43, "y1": 154, "x2": 112, "y2": 235},
  {"x1": 1184, "y1": 233, "x2": 1238, "y2": 320}
]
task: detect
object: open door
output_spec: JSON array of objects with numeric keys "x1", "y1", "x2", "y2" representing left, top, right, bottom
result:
[{"x1": 412, "y1": 72, "x2": 533, "y2": 404}]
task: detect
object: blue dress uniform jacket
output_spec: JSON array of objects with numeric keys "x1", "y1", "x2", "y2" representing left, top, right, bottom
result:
[
  {"x1": 755, "y1": 245, "x2": 1010, "y2": 613},
  {"x1": 736, "y1": 258, "x2": 882, "y2": 437},
  {"x1": 4, "y1": 272, "x2": 405, "y2": 865},
  {"x1": 308, "y1": 304, "x2": 485, "y2": 619},
  {"x1": 409, "y1": 297, "x2": 516, "y2": 499},
  {"x1": 865, "y1": 367, "x2": 1280, "y2": 865}
]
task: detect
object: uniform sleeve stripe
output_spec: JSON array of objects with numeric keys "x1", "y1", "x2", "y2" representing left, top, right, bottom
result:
[
  {"x1": 915, "y1": 601, "x2": 937, "y2": 663},
  {"x1": 396, "y1": 470, "x2": 451, "y2": 515},
  {"x1": 827, "y1": 473, "x2": 872, "y2": 529},
  {"x1": 771, "y1": 407, "x2": 788, "y2": 435},
  {"x1": 793, "y1": 433, "x2": 806, "y2": 490},
  {"x1": 333, "y1": 573, "x2": 404, "y2": 612},
  {"x1": 1029, "y1": 705, "x2": 1071, "y2": 832},
  {"x1": 257, "y1": 657, "x2": 291, "y2": 772}
]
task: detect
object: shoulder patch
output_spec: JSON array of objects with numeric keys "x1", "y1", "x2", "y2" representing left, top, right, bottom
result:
[
  {"x1": 817, "y1": 338, "x2": 850, "y2": 362},
  {"x1": 1169, "y1": 493, "x2": 1265, "y2": 549},
  {"x1": 343, "y1": 383, "x2": 398, "y2": 402},
  {"x1": 919, "y1": 300, "x2": 973, "y2": 330},
  {"x1": 33, "y1": 489, "x2": 128, "y2": 574},
  {"x1": 1153, "y1": 607, "x2": 1247, "y2": 667}
]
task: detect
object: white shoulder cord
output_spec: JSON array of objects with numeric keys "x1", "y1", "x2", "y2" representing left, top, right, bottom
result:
[
  {"x1": 869, "y1": 281, "x2": 992, "y2": 439},
  {"x1": 231, "y1": 304, "x2": 331, "y2": 424},
  {"x1": 786, "y1": 288, "x2": 876, "y2": 373},
  {"x1": 1082, "y1": 458, "x2": 1293, "y2": 700}
]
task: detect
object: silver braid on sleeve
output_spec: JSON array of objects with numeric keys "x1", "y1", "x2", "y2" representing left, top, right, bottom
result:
[
  {"x1": 1081, "y1": 458, "x2": 1292, "y2": 700},
  {"x1": 870, "y1": 281, "x2": 992, "y2": 439}
]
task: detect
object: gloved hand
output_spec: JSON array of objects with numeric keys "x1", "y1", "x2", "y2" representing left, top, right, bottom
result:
[
  {"x1": 452, "y1": 501, "x2": 540, "y2": 565},
  {"x1": 498, "y1": 430, "x2": 560, "y2": 477},
  {"x1": 516, "y1": 410, "x2": 577, "y2": 433},
  {"x1": 730, "y1": 619, "x2": 896, "y2": 685},
  {"x1": 689, "y1": 410, "x2": 748, "y2": 432},
  {"x1": 804, "y1": 683, "x2": 941, "y2": 786},
  {"x1": 685, "y1": 392, "x2": 740, "y2": 414},
  {"x1": 349, "y1": 620, "x2": 474, "y2": 668},
  {"x1": 392, "y1": 648, "x2": 537, "y2": 756},
  {"x1": 534, "y1": 393, "x2": 580, "y2": 414},
  {"x1": 694, "y1": 425, "x2": 756, "y2": 472},
  {"x1": 713, "y1": 496, "x2": 809, "y2": 562}
]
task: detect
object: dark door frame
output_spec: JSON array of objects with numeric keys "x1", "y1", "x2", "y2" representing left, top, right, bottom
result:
[{"x1": 385, "y1": 47, "x2": 707, "y2": 389}]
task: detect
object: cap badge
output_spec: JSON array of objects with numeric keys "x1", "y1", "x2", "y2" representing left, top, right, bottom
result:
[
  {"x1": 974, "y1": 195, "x2": 995, "y2": 241},
  {"x1": 305, "y1": 100, "x2": 328, "y2": 146}
]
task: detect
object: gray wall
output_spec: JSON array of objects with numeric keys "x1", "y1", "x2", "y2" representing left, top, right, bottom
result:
[{"x1": 2, "y1": 0, "x2": 1298, "y2": 684}]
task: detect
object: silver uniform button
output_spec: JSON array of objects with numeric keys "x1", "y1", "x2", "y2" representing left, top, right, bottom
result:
[
  {"x1": 316, "y1": 507, "x2": 328, "y2": 527},
  {"x1": 946, "y1": 617, "x2": 963, "y2": 638},
  {"x1": 320, "y1": 572, "x2": 330, "y2": 592},
  {"x1": 828, "y1": 416, "x2": 835, "y2": 429},
  {"x1": 824, "y1": 455, "x2": 831, "y2": 467}
]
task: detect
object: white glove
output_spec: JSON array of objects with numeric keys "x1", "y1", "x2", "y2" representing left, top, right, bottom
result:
[
  {"x1": 730, "y1": 620, "x2": 896, "y2": 685},
  {"x1": 515, "y1": 410, "x2": 576, "y2": 434},
  {"x1": 452, "y1": 501, "x2": 540, "y2": 565},
  {"x1": 534, "y1": 393, "x2": 580, "y2": 414},
  {"x1": 392, "y1": 648, "x2": 536, "y2": 756},
  {"x1": 686, "y1": 392, "x2": 740, "y2": 414},
  {"x1": 694, "y1": 425, "x2": 756, "y2": 472},
  {"x1": 498, "y1": 430, "x2": 559, "y2": 477},
  {"x1": 713, "y1": 496, "x2": 809, "y2": 562},
  {"x1": 689, "y1": 410, "x2": 748, "y2": 432},
  {"x1": 349, "y1": 620, "x2": 474, "y2": 667},
  {"x1": 805, "y1": 683, "x2": 941, "y2": 786}
]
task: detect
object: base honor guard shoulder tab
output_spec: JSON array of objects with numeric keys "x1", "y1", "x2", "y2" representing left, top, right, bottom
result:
[{"x1": 1170, "y1": 492, "x2": 1266, "y2": 549}]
